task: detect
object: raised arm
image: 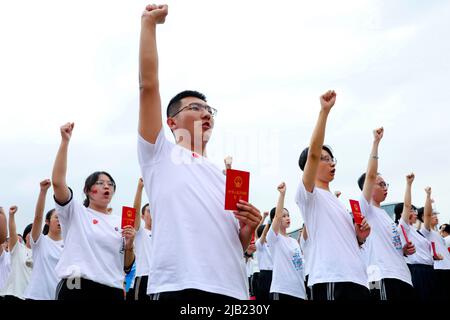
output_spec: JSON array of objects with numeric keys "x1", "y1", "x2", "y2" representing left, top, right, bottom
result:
[
  {"x1": 362, "y1": 127, "x2": 384, "y2": 202},
  {"x1": 31, "y1": 179, "x2": 52, "y2": 242},
  {"x1": 302, "y1": 90, "x2": 336, "y2": 192},
  {"x1": 255, "y1": 211, "x2": 268, "y2": 240},
  {"x1": 401, "y1": 173, "x2": 415, "y2": 223},
  {"x1": 271, "y1": 182, "x2": 286, "y2": 235},
  {"x1": 139, "y1": 4, "x2": 168, "y2": 143},
  {"x1": 0, "y1": 207, "x2": 6, "y2": 253},
  {"x1": 52, "y1": 123, "x2": 74, "y2": 204},
  {"x1": 423, "y1": 187, "x2": 432, "y2": 231},
  {"x1": 8, "y1": 206, "x2": 19, "y2": 250},
  {"x1": 259, "y1": 222, "x2": 270, "y2": 245},
  {"x1": 133, "y1": 178, "x2": 145, "y2": 231}
]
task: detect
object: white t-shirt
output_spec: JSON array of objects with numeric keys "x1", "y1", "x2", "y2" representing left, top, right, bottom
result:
[
  {"x1": 137, "y1": 130, "x2": 248, "y2": 300},
  {"x1": 300, "y1": 234, "x2": 310, "y2": 279},
  {"x1": 398, "y1": 218, "x2": 433, "y2": 266},
  {"x1": 54, "y1": 191, "x2": 125, "y2": 289},
  {"x1": 444, "y1": 236, "x2": 450, "y2": 248},
  {"x1": 0, "y1": 242, "x2": 32, "y2": 299},
  {"x1": 255, "y1": 238, "x2": 273, "y2": 271},
  {"x1": 0, "y1": 250, "x2": 11, "y2": 292},
  {"x1": 23, "y1": 235, "x2": 64, "y2": 300},
  {"x1": 135, "y1": 225, "x2": 152, "y2": 277},
  {"x1": 295, "y1": 181, "x2": 368, "y2": 288},
  {"x1": 359, "y1": 195, "x2": 412, "y2": 285},
  {"x1": 266, "y1": 228, "x2": 306, "y2": 299},
  {"x1": 420, "y1": 227, "x2": 450, "y2": 270}
]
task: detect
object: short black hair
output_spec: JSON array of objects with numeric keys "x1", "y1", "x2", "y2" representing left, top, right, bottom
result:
[
  {"x1": 357, "y1": 172, "x2": 381, "y2": 191},
  {"x1": 298, "y1": 145, "x2": 334, "y2": 171},
  {"x1": 22, "y1": 223, "x2": 33, "y2": 244},
  {"x1": 441, "y1": 224, "x2": 450, "y2": 234},
  {"x1": 394, "y1": 202, "x2": 417, "y2": 224},
  {"x1": 166, "y1": 90, "x2": 207, "y2": 118},
  {"x1": 269, "y1": 207, "x2": 289, "y2": 221},
  {"x1": 417, "y1": 207, "x2": 424, "y2": 223},
  {"x1": 141, "y1": 203, "x2": 149, "y2": 216},
  {"x1": 257, "y1": 224, "x2": 266, "y2": 238}
]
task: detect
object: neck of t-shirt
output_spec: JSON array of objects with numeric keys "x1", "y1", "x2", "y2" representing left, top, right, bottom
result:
[
  {"x1": 48, "y1": 232, "x2": 62, "y2": 242},
  {"x1": 314, "y1": 180, "x2": 330, "y2": 192},
  {"x1": 371, "y1": 199, "x2": 382, "y2": 208},
  {"x1": 88, "y1": 203, "x2": 109, "y2": 214},
  {"x1": 177, "y1": 139, "x2": 208, "y2": 157}
]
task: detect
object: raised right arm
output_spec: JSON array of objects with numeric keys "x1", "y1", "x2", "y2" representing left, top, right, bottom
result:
[
  {"x1": 133, "y1": 178, "x2": 145, "y2": 231},
  {"x1": 0, "y1": 207, "x2": 6, "y2": 253},
  {"x1": 423, "y1": 187, "x2": 432, "y2": 231},
  {"x1": 362, "y1": 128, "x2": 383, "y2": 202},
  {"x1": 31, "y1": 179, "x2": 52, "y2": 242},
  {"x1": 8, "y1": 206, "x2": 18, "y2": 250},
  {"x1": 52, "y1": 123, "x2": 74, "y2": 204},
  {"x1": 271, "y1": 182, "x2": 286, "y2": 235},
  {"x1": 139, "y1": 4, "x2": 168, "y2": 143},
  {"x1": 401, "y1": 173, "x2": 415, "y2": 223},
  {"x1": 302, "y1": 91, "x2": 336, "y2": 192}
]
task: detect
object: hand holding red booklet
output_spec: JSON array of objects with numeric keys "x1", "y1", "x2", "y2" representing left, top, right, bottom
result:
[
  {"x1": 121, "y1": 206, "x2": 136, "y2": 229},
  {"x1": 400, "y1": 225, "x2": 410, "y2": 243},
  {"x1": 431, "y1": 242, "x2": 439, "y2": 259},
  {"x1": 349, "y1": 199, "x2": 364, "y2": 225},
  {"x1": 225, "y1": 169, "x2": 250, "y2": 211}
]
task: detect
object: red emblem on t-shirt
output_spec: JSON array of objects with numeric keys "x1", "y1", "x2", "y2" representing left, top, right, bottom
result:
[
  {"x1": 192, "y1": 152, "x2": 200, "y2": 158},
  {"x1": 93, "y1": 219, "x2": 98, "y2": 225}
]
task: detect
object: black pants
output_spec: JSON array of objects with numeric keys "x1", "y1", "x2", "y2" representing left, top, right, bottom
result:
[
  {"x1": 149, "y1": 289, "x2": 239, "y2": 302},
  {"x1": 56, "y1": 278, "x2": 124, "y2": 300},
  {"x1": 407, "y1": 264, "x2": 435, "y2": 301},
  {"x1": 311, "y1": 282, "x2": 370, "y2": 301},
  {"x1": 433, "y1": 269, "x2": 450, "y2": 301},
  {"x1": 248, "y1": 272, "x2": 259, "y2": 298},
  {"x1": 127, "y1": 275, "x2": 151, "y2": 301},
  {"x1": 270, "y1": 292, "x2": 305, "y2": 302},
  {"x1": 304, "y1": 274, "x2": 312, "y2": 300},
  {"x1": 256, "y1": 270, "x2": 273, "y2": 301},
  {"x1": 369, "y1": 278, "x2": 415, "y2": 301}
]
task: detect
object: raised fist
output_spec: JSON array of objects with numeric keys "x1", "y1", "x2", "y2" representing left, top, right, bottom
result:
[
  {"x1": 406, "y1": 173, "x2": 415, "y2": 185},
  {"x1": 40, "y1": 179, "x2": 51, "y2": 192},
  {"x1": 320, "y1": 90, "x2": 336, "y2": 112},
  {"x1": 224, "y1": 156, "x2": 233, "y2": 170},
  {"x1": 142, "y1": 4, "x2": 168, "y2": 25},
  {"x1": 373, "y1": 127, "x2": 384, "y2": 142},
  {"x1": 424, "y1": 186, "x2": 431, "y2": 196},
  {"x1": 277, "y1": 182, "x2": 286, "y2": 194},
  {"x1": 60, "y1": 122, "x2": 74, "y2": 142},
  {"x1": 9, "y1": 206, "x2": 18, "y2": 215}
]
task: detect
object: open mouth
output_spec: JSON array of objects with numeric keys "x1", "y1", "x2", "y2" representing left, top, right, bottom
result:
[
  {"x1": 330, "y1": 169, "x2": 336, "y2": 175},
  {"x1": 202, "y1": 122, "x2": 211, "y2": 130},
  {"x1": 103, "y1": 191, "x2": 110, "y2": 197}
]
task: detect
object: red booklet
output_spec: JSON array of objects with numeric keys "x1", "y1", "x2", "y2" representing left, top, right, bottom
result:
[
  {"x1": 349, "y1": 199, "x2": 363, "y2": 225},
  {"x1": 121, "y1": 206, "x2": 136, "y2": 229},
  {"x1": 400, "y1": 225, "x2": 410, "y2": 243},
  {"x1": 431, "y1": 242, "x2": 438, "y2": 258},
  {"x1": 225, "y1": 169, "x2": 250, "y2": 211}
]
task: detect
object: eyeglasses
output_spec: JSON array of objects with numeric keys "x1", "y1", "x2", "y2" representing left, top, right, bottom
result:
[
  {"x1": 95, "y1": 180, "x2": 115, "y2": 188},
  {"x1": 170, "y1": 103, "x2": 217, "y2": 118},
  {"x1": 320, "y1": 156, "x2": 337, "y2": 164},
  {"x1": 376, "y1": 182, "x2": 389, "y2": 189}
]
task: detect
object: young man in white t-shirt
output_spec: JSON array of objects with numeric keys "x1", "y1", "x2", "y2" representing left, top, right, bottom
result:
[
  {"x1": 356, "y1": 128, "x2": 415, "y2": 300},
  {"x1": 420, "y1": 187, "x2": 450, "y2": 300},
  {"x1": 138, "y1": 4, "x2": 261, "y2": 301},
  {"x1": 0, "y1": 207, "x2": 11, "y2": 297},
  {"x1": 295, "y1": 90, "x2": 371, "y2": 300}
]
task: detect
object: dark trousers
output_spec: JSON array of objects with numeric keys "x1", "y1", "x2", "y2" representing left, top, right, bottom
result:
[
  {"x1": 256, "y1": 270, "x2": 273, "y2": 301},
  {"x1": 149, "y1": 289, "x2": 239, "y2": 302},
  {"x1": 407, "y1": 263, "x2": 435, "y2": 301},
  {"x1": 127, "y1": 275, "x2": 151, "y2": 301},
  {"x1": 56, "y1": 278, "x2": 124, "y2": 301},
  {"x1": 432, "y1": 269, "x2": 450, "y2": 301},
  {"x1": 311, "y1": 282, "x2": 370, "y2": 301},
  {"x1": 369, "y1": 278, "x2": 415, "y2": 300},
  {"x1": 270, "y1": 292, "x2": 305, "y2": 302}
]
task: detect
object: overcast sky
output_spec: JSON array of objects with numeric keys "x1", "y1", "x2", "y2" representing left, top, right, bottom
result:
[{"x1": 1, "y1": 0, "x2": 449, "y2": 234}]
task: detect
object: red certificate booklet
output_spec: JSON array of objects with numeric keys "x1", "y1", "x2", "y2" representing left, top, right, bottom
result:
[
  {"x1": 121, "y1": 206, "x2": 136, "y2": 229},
  {"x1": 225, "y1": 169, "x2": 250, "y2": 211},
  {"x1": 349, "y1": 199, "x2": 363, "y2": 225},
  {"x1": 431, "y1": 242, "x2": 438, "y2": 258}
]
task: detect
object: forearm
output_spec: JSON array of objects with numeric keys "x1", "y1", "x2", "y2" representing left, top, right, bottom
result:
[
  {"x1": 363, "y1": 141, "x2": 379, "y2": 200},
  {"x1": 272, "y1": 193, "x2": 285, "y2": 234},
  {"x1": 31, "y1": 190, "x2": 47, "y2": 241},
  {"x1": 8, "y1": 214, "x2": 18, "y2": 248},
  {"x1": 52, "y1": 141, "x2": 69, "y2": 189},
  {"x1": 424, "y1": 193, "x2": 432, "y2": 230},
  {"x1": 239, "y1": 228, "x2": 253, "y2": 251},
  {"x1": 0, "y1": 213, "x2": 6, "y2": 244},
  {"x1": 139, "y1": 22, "x2": 159, "y2": 90},
  {"x1": 133, "y1": 187, "x2": 143, "y2": 230},
  {"x1": 402, "y1": 184, "x2": 412, "y2": 222},
  {"x1": 260, "y1": 222, "x2": 270, "y2": 244},
  {"x1": 124, "y1": 250, "x2": 135, "y2": 271},
  {"x1": 303, "y1": 111, "x2": 330, "y2": 189}
]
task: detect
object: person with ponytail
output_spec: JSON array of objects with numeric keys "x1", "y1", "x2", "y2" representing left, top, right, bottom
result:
[
  {"x1": 24, "y1": 179, "x2": 63, "y2": 300},
  {"x1": 52, "y1": 122, "x2": 136, "y2": 300}
]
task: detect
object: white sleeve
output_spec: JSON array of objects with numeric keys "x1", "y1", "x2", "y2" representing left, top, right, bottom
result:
[
  {"x1": 266, "y1": 226, "x2": 279, "y2": 248},
  {"x1": 54, "y1": 187, "x2": 75, "y2": 221},
  {"x1": 295, "y1": 179, "x2": 316, "y2": 221},
  {"x1": 30, "y1": 233, "x2": 42, "y2": 250},
  {"x1": 358, "y1": 193, "x2": 372, "y2": 219},
  {"x1": 137, "y1": 128, "x2": 172, "y2": 168},
  {"x1": 420, "y1": 226, "x2": 432, "y2": 240}
]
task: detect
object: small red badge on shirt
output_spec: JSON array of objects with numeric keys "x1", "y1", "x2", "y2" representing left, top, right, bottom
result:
[
  {"x1": 93, "y1": 219, "x2": 98, "y2": 225},
  {"x1": 349, "y1": 199, "x2": 364, "y2": 225},
  {"x1": 225, "y1": 169, "x2": 250, "y2": 211}
]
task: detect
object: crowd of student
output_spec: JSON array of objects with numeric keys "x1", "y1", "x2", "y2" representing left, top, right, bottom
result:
[{"x1": 1, "y1": 4, "x2": 450, "y2": 302}]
